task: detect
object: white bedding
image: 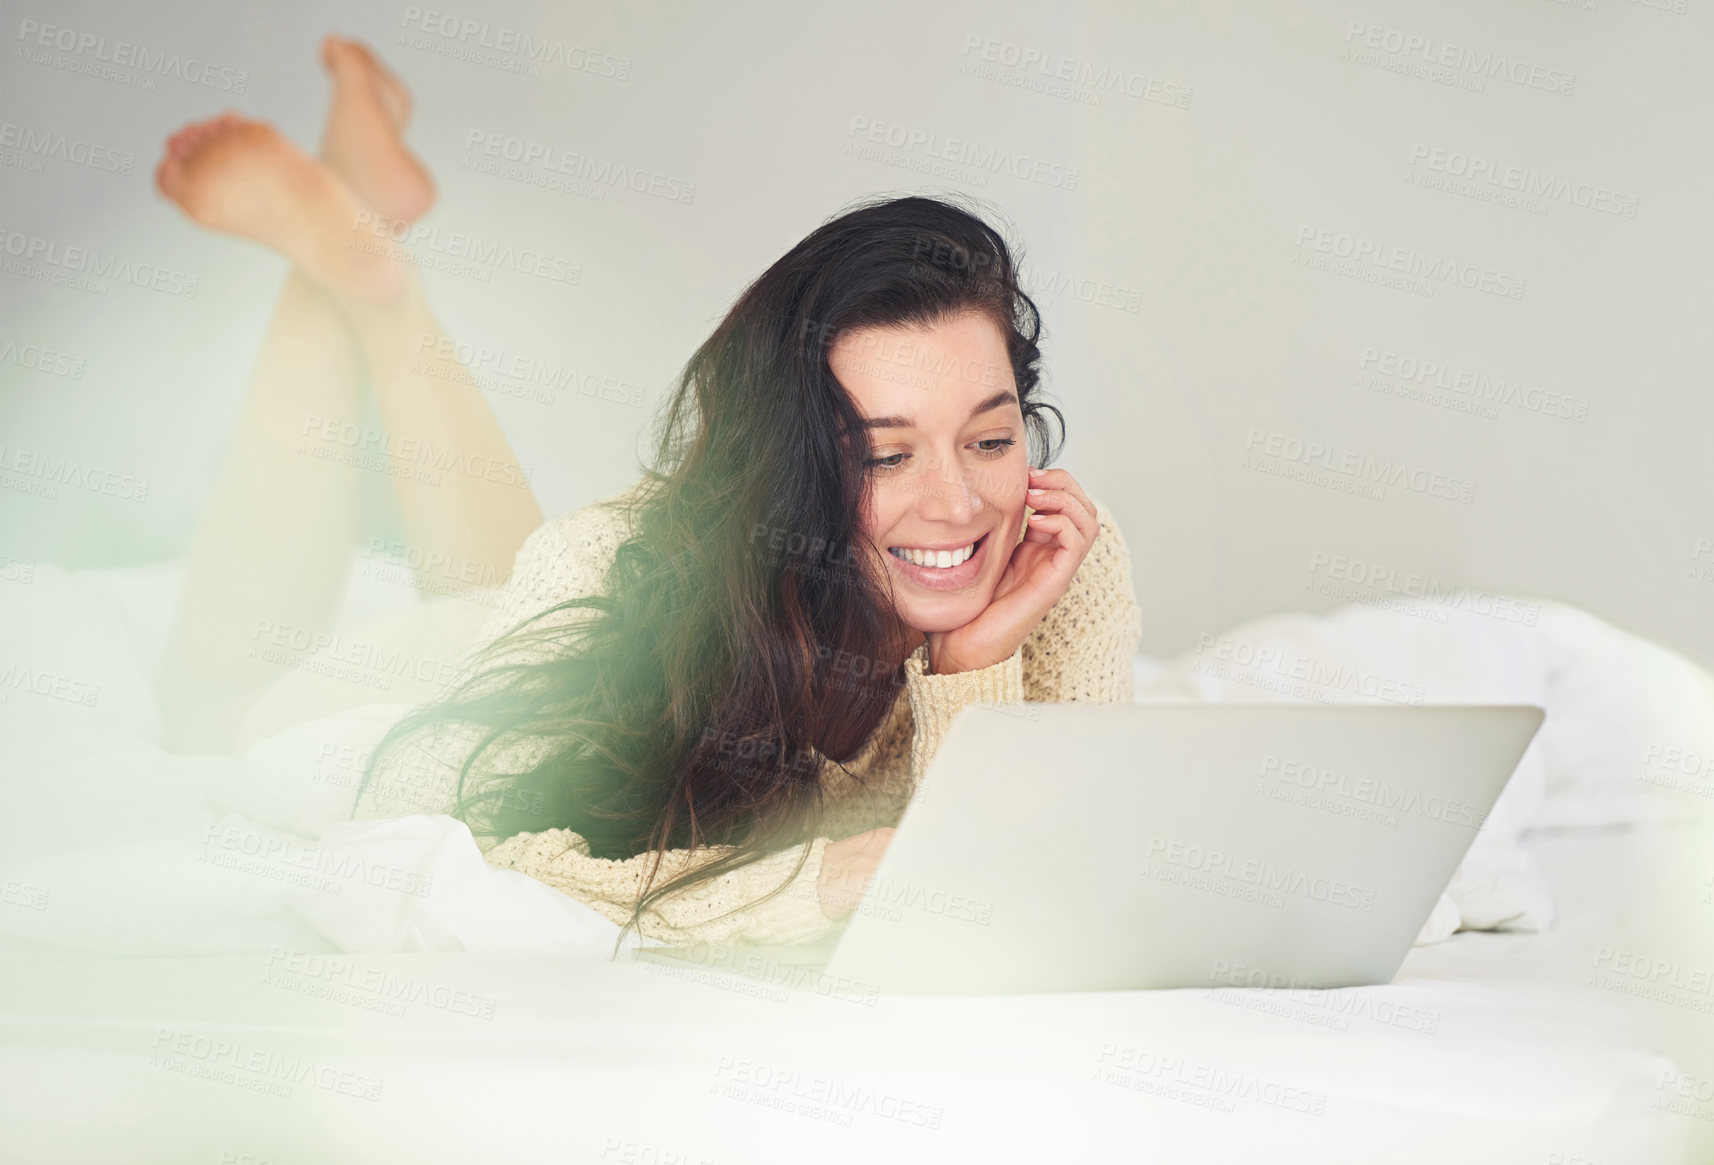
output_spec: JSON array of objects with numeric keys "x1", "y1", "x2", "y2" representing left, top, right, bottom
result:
[
  {"x1": 2, "y1": 558, "x2": 1711, "y2": 1161},
  {"x1": 0, "y1": 825, "x2": 1702, "y2": 1163}
]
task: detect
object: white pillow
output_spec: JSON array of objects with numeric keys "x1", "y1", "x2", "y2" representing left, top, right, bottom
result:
[
  {"x1": 0, "y1": 563, "x2": 165, "y2": 749},
  {"x1": 1523, "y1": 602, "x2": 1714, "y2": 829}
]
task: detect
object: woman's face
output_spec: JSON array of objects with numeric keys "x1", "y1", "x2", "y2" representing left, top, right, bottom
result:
[{"x1": 830, "y1": 309, "x2": 1031, "y2": 639}]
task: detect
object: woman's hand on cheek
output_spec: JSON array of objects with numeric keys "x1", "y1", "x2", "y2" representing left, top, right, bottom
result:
[{"x1": 924, "y1": 467, "x2": 1100, "y2": 675}]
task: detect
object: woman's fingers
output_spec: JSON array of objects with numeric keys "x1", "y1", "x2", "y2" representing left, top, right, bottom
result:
[
  {"x1": 1027, "y1": 469, "x2": 1098, "y2": 536},
  {"x1": 1029, "y1": 467, "x2": 1095, "y2": 514},
  {"x1": 1021, "y1": 514, "x2": 1088, "y2": 588},
  {"x1": 1025, "y1": 487, "x2": 1097, "y2": 544}
]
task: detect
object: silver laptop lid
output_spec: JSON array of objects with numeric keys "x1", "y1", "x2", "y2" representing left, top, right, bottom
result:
[{"x1": 827, "y1": 703, "x2": 1544, "y2": 996}]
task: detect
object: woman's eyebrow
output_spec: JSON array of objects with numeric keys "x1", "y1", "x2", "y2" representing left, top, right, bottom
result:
[{"x1": 860, "y1": 390, "x2": 1019, "y2": 431}]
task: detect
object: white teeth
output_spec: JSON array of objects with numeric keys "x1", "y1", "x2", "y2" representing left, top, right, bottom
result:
[{"x1": 890, "y1": 541, "x2": 976, "y2": 569}]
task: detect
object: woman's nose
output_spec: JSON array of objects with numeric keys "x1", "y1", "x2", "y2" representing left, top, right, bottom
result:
[{"x1": 913, "y1": 455, "x2": 984, "y2": 517}]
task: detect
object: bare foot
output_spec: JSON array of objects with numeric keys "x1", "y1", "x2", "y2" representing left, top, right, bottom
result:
[
  {"x1": 156, "y1": 113, "x2": 406, "y2": 305},
  {"x1": 319, "y1": 35, "x2": 435, "y2": 224}
]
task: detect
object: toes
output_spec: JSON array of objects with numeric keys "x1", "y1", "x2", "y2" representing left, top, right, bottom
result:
[
  {"x1": 324, "y1": 35, "x2": 415, "y2": 129},
  {"x1": 325, "y1": 35, "x2": 376, "y2": 83},
  {"x1": 376, "y1": 75, "x2": 413, "y2": 129},
  {"x1": 166, "y1": 118, "x2": 213, "y2": 157},
  {"x1": 323, "y1": 34, "x2": 352, "y2": 74},
  {"x1": 344, "y1": 38, "x2": 379, "y2": 72}
]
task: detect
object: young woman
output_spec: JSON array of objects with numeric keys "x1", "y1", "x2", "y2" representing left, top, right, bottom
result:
[
  {"x1": 349, "y1": 194, "x2": 1144, "y2": 948},
  {"x1": 156, "y1": 39, "x2": 1141, "y2": 950}
]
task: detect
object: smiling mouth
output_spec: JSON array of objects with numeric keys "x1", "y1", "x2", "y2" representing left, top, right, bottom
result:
[{"x1": 887, "y1": 534, "x2": 986, "y2": 570}]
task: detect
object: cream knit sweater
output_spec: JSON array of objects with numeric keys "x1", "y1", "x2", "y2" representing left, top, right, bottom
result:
[{"x1": 352, "y1": 480, "x2": 1141, "y2": 946}]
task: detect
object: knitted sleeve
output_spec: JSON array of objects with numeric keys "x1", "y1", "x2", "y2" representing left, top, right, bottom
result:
[
  {"x1": 481, "y1": 830, "x2": 838, "y2": 946},
  {"x1": 899, "y1": 495, "x2": 1141, "y2": 794},
  {"x1": 1019, "y1": 495, "x2": 1142, "y2": 705}
]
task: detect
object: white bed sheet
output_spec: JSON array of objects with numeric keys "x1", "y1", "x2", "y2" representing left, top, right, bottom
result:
[{"x1": 2, "y1": 822, "x2": 1705, "y2": 1165}]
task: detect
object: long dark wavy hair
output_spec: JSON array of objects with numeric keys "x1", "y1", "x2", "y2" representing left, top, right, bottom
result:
[{"x1": 358, "y1": 193, "x2": 1064, "y2": 941}]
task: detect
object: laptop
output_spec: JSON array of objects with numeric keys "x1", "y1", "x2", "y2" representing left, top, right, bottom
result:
[{"x1": 631, "y1": 702, "x2": 1545, "y2": 996}]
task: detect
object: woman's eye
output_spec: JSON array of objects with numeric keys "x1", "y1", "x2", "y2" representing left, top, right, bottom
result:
[{"x1": 868, "y1": 439, "x2": 1014, "y2": 472}]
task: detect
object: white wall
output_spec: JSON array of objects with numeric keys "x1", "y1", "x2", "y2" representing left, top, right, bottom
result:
[{"x1": 2, "y1": 0, "x2": 1709, "y2": 668}]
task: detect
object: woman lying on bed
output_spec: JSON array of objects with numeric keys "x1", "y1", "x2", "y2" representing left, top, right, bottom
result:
[{"x1": 155, "y1": 39, "x2": 1142, "y2": 948}]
